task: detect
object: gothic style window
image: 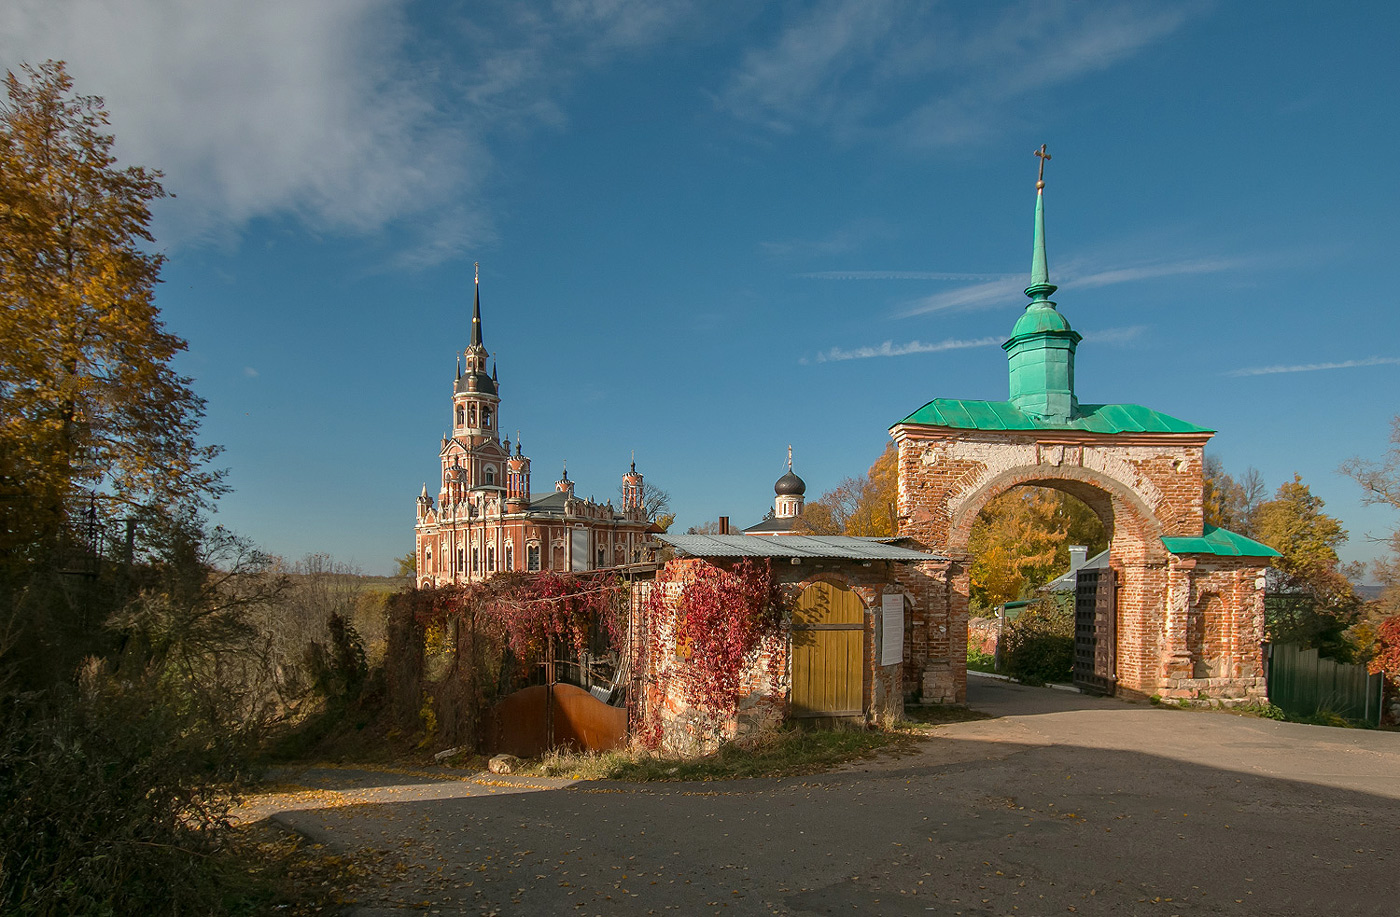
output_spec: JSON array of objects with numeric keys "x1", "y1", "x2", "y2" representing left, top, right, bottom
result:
[
  {"x1": 597, "y1": 546, "x2": 606, "y2": 568},
  {"x1": 469, "y1": 404, "x2": 478, "y2": 426},
  {"x1": 457, "y1": 547, "x2": 464, "y2": 572},
  {"x1": 456, "y1": 405, "x2": 464, "y2": 426},
  {"x1": 481, "y1": 407, "x2": 492, "y2": 428},
  {"x1": 472, "y1": 547, "x2": 480, "y2": 573},
  {"x1": 527, "y1": 543, "x2": 540, "y2": 572},
  {"x1": 424, "y1": 547, "x2": 431, "y2": 571},
  {"x1": 505, "y1": 543, "x2": 514, "y2": 571},
  {"x1": 487, "y1": 545, "x2": 495, "y2": 572}
]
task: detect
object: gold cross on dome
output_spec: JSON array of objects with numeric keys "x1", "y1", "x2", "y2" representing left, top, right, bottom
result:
[
  {"x1": 1034, "y1": 144, "x2": 1051, "y2": 189},
  {"x1": 474, "y1": 261, "x2": 480, "y2": 284}
]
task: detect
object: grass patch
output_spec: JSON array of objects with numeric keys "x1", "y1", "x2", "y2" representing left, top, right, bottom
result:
[{"x1": 523, "y1": 725, "x2": 915, "y2": 782}]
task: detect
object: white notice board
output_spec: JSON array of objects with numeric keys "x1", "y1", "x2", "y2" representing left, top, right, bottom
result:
[{"x1": 881, "y1": 593, "x2": 904, "y2": 666}]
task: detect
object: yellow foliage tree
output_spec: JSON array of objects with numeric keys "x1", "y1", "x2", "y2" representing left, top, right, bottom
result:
[
  {"x1": 0, "y1": 62, "x2": 222, "y2": 570},
  {"x1": 795, "y1": 443, "x2": 897, "y2": 537},
  {"x1": 968, "y1": 487, "x2": 1107, "y2": 611}
]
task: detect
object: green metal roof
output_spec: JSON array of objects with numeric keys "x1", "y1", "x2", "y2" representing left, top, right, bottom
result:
[
  {"x1": 1161, "y1": 525, "x2": 1280, "y2": 558},
  {"x1": 892, "y1": 399, "x2": 1213, "y2": 435}
]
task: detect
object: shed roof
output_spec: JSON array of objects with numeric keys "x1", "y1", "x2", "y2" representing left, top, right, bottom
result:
[
  {"x1": 893, "y1": 399, "x2": 1211, "y2": 435},
  {"x1": 1161, "y1": 525, "x2": 1280, "y2": 558},
  {"x1": 657, "y1": 534, "x2": 942, "y2": 562}
]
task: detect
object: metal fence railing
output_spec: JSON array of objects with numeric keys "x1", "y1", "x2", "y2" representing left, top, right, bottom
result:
[{"x1": 1266, "y1": 643, "x2": 1384, "y2": 726}]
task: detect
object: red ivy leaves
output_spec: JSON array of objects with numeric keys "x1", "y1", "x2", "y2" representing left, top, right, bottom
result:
[
  {"x1": 411, "y1": 571, "x2": 629, "y2": 665},
  {"x1": 669, "y1": 559, "x2": 783, "y2": 718}
]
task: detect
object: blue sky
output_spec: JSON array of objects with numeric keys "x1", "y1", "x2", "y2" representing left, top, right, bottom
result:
[{"x1": 5, "y1": 1, "x2": 1397, "y2": 575}]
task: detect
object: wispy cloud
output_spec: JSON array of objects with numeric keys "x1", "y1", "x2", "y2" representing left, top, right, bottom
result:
[
  {"x1": 1080, "y1": 325, "x2": 1148, "y2": 346},
  {"x1": 0, "y1": 0, "x2": 698, "y2": 264},
  {"x1": 802, "y1": 270, "x2": 1019, "y2": 281},
  {"x1": 1226, "y1": 356, "x2": 1400, "y2": 378},
  {"x1": 810, "y1": 336, "x2": 1001, "y2": 363},
  {"x1": 719, "y1": 1, "x2": 1200, "y2": 149},
  {"x1": 760, "y1": 219, "x2": 891, "y2": 258},
  {"x1": 896, "y1": 256, "x2": 1244, "y2": 317}
]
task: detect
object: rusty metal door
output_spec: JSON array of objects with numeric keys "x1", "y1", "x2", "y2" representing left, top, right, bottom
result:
[
  {"x1": 790, "y1": 581, "x2": 864, "y2": 718},
  {"x1": 1073, "y1": 567, "x2": 1116, "y2": 695}
]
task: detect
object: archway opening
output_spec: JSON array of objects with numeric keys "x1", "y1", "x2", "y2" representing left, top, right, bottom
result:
[{"x1": 965, "y1": 485, "x2": 1111, "y2": 688}]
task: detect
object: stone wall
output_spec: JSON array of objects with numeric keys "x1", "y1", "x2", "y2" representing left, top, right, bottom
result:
[
  {"x1": 889, "y1": 422, "x2": 1267, "y2": 703},
  {"x1": 631, "y1": 558, "x2": 918, "y2": 755}
]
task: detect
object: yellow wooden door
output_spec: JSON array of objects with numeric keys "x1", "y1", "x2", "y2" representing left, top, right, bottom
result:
[{"x1": 790, "y1": 581, "x2": 864, "y2": 718}]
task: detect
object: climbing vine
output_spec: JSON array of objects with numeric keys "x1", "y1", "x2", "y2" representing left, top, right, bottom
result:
[{"x1": 653, "y1": 559, "x2": 785, "y2": 722}]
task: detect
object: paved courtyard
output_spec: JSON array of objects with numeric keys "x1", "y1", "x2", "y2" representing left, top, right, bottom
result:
[{"x1": 252, "y1": 676, "x2": 1400, "y2": 916}]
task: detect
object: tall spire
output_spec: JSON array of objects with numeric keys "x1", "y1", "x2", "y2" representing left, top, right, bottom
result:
[
  {"x1": 1003, "y1": 144, "x2": 1081, "y2": 423},
  {"x1": 1026, "y1": 144, "x2": 1057, "y2": 304},
  {"x1": 470, "y1": 261, "x2": 483, "y2": 348}
]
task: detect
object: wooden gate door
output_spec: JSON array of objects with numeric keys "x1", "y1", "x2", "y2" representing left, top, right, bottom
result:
[
  {"x1": 790, "y1": 581, "x2": 864, "y2": 719},
  {"x1": 1073, "y1": 568, "x2": 1117, "y2": 695}
]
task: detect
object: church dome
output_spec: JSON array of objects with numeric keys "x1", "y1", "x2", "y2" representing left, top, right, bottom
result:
[
  {"x1": 774, "y1": 470, "x2": 806, "y2": 496},
  {"x1": 455, "y1": 371, "x2": 497, "y2": 396},
  {"x1": 1010, "y1": 303, "x2": 1073, "y2": 338}
]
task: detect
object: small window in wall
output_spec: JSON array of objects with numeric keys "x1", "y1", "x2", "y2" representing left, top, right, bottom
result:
[
  {"x1": 481, "y1": 407, "x2": 492, "y2": 428},
  {"x1": 484, "y1": 466, "x2": 496, "y2": 485},
  {"x1": 527, "y1": 543, "x2": 541, "y2": 572},
  {"x1": 505, "y1": 543, "x2": 514, "y2": 571},
  {"x1": 487, "y1": 545, "x2": 495, "y2": 572},
  {"x1": 455, "y1": 405, "x2": 464, "y2": 426},
  {"x1": 472, "y1": 547, "x2": 480, "y2": 573},
  {"x1": 597, "y1": 546, "x2": 606, "y2": 568},
  {"x1": 457, "y1": 547, "x2": 464, "y2": 572},
  {"x1": 423, "y1": 547, "x2": 431, "y2": 572},
  {"x1": 469, "y1": 404, "x2": 478, "y2": 426}
]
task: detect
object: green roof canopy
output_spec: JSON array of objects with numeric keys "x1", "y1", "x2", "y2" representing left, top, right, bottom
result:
[
  {"x1": 892, "y1": 399, "x2": 1212, "y2": 435},
  {"x1": 1161, "y1": 525, "x2": 1280, "y2": 558}
]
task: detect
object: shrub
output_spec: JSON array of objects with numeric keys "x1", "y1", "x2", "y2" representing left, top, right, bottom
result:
[{"x1": 1003, "y1": 598, "x2": 1074, "y2": 685}]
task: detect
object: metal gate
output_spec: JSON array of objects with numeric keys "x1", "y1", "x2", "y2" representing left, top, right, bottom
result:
[
  {"x1": 790, "y1": 581, "x2": 864, "y2": 719},
  {"x1": 1073, "y1": 567, "x2": 1116, "y2": 695}
]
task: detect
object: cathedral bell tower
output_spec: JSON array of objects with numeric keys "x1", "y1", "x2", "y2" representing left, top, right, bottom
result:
[
  {"x1": 621, "y1": 457, "x2": 645, "y2": 521},
  {"x1": 453, "y1": 263, "x2": 501, "y2": 443}
]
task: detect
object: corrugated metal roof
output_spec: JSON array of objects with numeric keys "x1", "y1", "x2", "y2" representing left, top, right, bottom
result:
[
  {"x1": 657, "y1": 534, "x2": 942, "y2": 562},
  {"x1": 892, "y1": 399, "x2": 1213, "y2": 435},
  {"x1": 1162, "y1": 525, "x2": 1279, "y2": 558}
]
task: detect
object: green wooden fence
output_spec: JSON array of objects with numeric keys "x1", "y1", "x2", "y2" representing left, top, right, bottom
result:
[{"x1": 1266, "y1": 643, "x2": 1384, "y2": 726}]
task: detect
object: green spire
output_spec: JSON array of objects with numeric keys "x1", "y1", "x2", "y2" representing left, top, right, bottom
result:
[
  {"x1": 1025, "y1": 185, "x2": 1058, "y2": 303},
  {"x1": 1004, "y1": 144, "x2": 1080, "y2": 424}
]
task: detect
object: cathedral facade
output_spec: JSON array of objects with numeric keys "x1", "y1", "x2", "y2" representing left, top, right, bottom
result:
[{"x1": 414, "y1": 271, "x2": 654, "y2": 588}]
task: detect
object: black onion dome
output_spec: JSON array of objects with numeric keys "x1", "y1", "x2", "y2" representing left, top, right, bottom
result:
[{"x1": 774, "y1": 470, "x2": 806, "y2": 496}]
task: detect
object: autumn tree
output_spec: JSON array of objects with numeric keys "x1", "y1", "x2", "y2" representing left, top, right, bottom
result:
[
  {"x1": 1341, "y1": 417, "x2": 1400, "y2": 674},
  {"x1": 796, "y1": 443, "x2": 898, "y2": 537},
  {"x1": 1202, "y1": 454, "x2": 1265, "y2": 534},
  {"x1": 1253, "y1": 474, "x2": 1361, "y2": 659},
  {"x1": 967, "y1": 487, "x2": 1107, "y2": 611},
  {"x1": 0, "y1": 61, "x2": 222, "y2": 576}
]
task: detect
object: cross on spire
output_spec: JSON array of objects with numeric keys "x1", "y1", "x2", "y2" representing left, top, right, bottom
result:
[
  {"x1": 1034, "y1": 144, "x2": 1051, "y2": 190},
  {"x1": 787, "y1": 444, "x2": 793, "y2": 470}
]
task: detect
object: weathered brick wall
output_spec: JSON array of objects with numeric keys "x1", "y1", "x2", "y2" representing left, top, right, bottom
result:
[
  {"x1": 889, "y1": 423, "x2": 1266, "y2": 704},
  {"x1": 631, "y1": 558, "x2": 916, "y2": 754}
]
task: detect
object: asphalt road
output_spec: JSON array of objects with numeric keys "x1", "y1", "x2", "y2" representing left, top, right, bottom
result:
[{"x1": 256, "y1": 676, "x2": 1400, "y2": 916}]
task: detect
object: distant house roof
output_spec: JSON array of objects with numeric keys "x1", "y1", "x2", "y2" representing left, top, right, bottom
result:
[
  {"x1": 1161, "y1": 525, "x2": 1280, "y2": 558},
  {"x1": 892, "y1": 400, "x2": 1212, "y2": 436},
  {"x1": 1044, "y1": 548, "x2": 1110, "y2": 592},
  {"x1": 741, "y1": 515, "x2": 798, "y2": 534},
  {"x1": 657, "y1": 534, "x2": 943, "y2": 563}
]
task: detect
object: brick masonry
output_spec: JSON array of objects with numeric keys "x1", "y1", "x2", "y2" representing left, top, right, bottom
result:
[
  {"x1": 631, "y1": 558, "x2": 918, "y2": 755},
  {"x1": 890, "y1": 424, "x2": 1270, "y2": 704}
]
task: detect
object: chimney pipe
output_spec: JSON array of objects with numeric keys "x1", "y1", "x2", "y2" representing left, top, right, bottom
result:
[
  {"x1": 1068, "y1": 545, "x2": 1088, "y2": 573},
  {"x1": 719, "y1": 516, "x2": 730, "y2": 535}
]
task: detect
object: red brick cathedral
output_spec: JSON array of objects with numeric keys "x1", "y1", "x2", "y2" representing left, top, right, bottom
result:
[{"x1": 414, "y1": 269, "x2": 653, "y2": 587}]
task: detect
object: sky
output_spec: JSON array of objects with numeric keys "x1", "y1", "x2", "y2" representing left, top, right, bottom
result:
[{"x1": 4, "y1": 1, "x2": 1398, "y2": 576}]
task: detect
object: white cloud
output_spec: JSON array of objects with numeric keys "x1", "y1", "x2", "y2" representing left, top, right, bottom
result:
[
  {"x1": 1226, "y1": 356, "x2": 1400, "y2": 378},
  {"x1": 813, "y1": 335, "x2": 1001, "y2": 363},
  {"x1": 1080, "y1": 325, "x2": 1147, "y2": 346},
  {"x1": 0, "y1": 0, "x2": 696, "y2": 263},
  {"x1": 719, "y1": 0, "x2": 1199, "y2": 148}
]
